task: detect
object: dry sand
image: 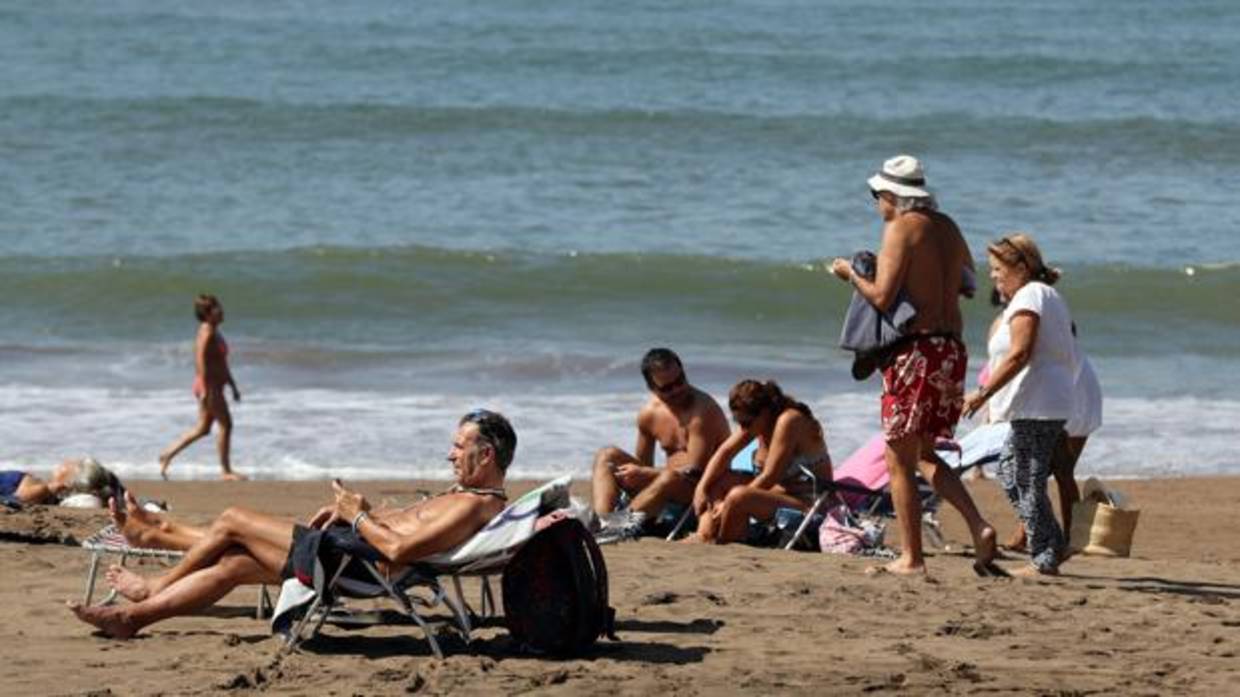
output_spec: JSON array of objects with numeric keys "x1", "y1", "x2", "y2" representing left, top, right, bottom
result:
[{"x1": 3, "y1": 476, "x2": 1239, "y2": 696}]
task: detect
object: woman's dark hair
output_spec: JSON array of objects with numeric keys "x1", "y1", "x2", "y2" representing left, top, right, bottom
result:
[
  {"x1": 194, "y1": 294, "x2": 221, "y2": 322},
  {"x1": 640, "y1": 348, "x2": 684, "y2": 390},
  {"x1": 460, "y1": 409, "x2": 517, "y2": 472},
  {"x1": 728, "y1": 379, "x2": 821, "y2": 434}
]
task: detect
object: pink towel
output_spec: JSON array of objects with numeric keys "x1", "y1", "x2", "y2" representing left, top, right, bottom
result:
[{"x1": 832, "y1": 434, "x2": 889, "y2": 507}]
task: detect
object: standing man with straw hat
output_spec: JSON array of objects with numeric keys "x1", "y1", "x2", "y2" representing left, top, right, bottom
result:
[{"x1": 829, "y1": 155, "x2": 1000, "y2": 576}]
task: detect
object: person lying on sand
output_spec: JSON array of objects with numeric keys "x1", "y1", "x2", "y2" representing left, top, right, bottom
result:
[
  {"x1": 0, "y1": 458, "x2": 121, "y2": 507},
  {"x1": 68, "y1": 410, "x2": 515, "y2": 639},
  {"x1": 591, "y1": 348, "x2": 730, "y2": 526}
]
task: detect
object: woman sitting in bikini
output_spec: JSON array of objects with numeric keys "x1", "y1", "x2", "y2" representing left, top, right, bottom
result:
[{"x1": 688, "y1": 379, "x2": 832, "y2": 544}]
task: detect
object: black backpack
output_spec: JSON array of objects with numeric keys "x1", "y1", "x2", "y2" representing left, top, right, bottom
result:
[{"x1": 501, "y1": 517, "x2": 616, "y2": 655}]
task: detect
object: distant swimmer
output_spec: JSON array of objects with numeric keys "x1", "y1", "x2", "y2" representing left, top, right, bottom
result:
[{"x1": 158, "y1": 294, "x2": 245, "y2": 481}]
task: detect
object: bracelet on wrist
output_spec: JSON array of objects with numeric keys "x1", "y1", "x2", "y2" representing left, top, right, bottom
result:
[{"x1": 351, "y1": 511, "x2": 369, "y2": 532}]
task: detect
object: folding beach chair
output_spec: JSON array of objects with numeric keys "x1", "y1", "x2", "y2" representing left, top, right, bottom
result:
[
  {"x1": 937, "y1": 422, "x2": 1010, "y2": 474},
  {"x1": 274, "y1": 476, "x2": 572, "y2": 659},
  {"x1": 783, "y1": 426, "x2": 996, "y2": 550},
  {"x1": 779, "y1": 425, "x2": 1013, "y2": 551},
  {"x1": 81, "y1": 525, "x2": 272, "y2": 617},
  {"x1": 662, "y1": 440, "x2": 762, "y2": 541}
]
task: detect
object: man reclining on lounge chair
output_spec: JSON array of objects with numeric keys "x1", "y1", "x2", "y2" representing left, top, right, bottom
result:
[{"x1": 68, "y1": 409, "x2": 516, "y2": 639}]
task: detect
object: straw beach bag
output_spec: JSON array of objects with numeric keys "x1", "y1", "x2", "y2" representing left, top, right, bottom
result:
[{"x1": 1068, "y1": 478, "x2": 1140, "y2": 557}]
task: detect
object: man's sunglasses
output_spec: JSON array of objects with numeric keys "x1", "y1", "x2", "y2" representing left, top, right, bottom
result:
[{"x1": 653, "y1": 373, "x2": 687, "y2": 394}]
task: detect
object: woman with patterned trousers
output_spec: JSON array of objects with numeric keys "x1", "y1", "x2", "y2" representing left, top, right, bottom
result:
[{"x1": 963, "y1": 233, "x2": 1078, "y2": 576}]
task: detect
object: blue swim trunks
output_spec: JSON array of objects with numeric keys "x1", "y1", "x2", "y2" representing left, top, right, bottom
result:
[{"x1": 0, "y1": 470, "x2": 27, "y2": 498}]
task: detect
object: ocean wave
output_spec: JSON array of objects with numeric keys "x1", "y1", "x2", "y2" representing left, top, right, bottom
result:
[
  {"x1": 1, "y1": 385, "x2": 1235, "y2": 481},
  {"x1": 0, "y1": 247, "x2": 1236, "y2": 346},
  {"x1": 4, "y1": 94, "x2": 1240, "y2": 162}
]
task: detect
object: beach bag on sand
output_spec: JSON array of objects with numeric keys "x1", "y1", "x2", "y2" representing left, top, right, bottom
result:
[
  {"x1": 819, "y1": 504, "x2": 885, "y2": 555},
  {"x1": 1069, "y1": 478, "x2": 1140, "y2": 557},
  {"x1": 502, "y1": 518, "x2": 616, "y2": 656}
]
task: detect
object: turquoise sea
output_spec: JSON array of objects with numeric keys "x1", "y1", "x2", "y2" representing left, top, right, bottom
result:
[{"x1": 2, "y1": 1, "x2": 1237, "y2": 479}]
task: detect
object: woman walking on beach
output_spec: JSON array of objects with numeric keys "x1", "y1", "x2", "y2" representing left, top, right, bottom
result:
[
  {"x1": 159, "y1": 294, "x2": 245, "y2": 481},
  {"x1": 689, "y1": 379, "x2": 831, "y2": 544},
  {"x1": 963, "y1": 234, "x2": 1076, "y2": 575}
]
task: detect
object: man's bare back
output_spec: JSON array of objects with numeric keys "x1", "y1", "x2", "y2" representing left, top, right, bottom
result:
[
  {"x1": 890, "y1": 209, "x2": 973, "y2": 335},
  {"x1": 829, "y1": 154, "x2": 996, "y2": 576}
]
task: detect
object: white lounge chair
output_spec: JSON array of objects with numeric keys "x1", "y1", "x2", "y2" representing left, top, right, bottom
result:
[{"x1": 81, "y1": 525, "x2": 272, "y2": 618}]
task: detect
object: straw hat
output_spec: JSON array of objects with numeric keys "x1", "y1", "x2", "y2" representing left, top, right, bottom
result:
[{"x1": 867, "y1": 155, "x2": 932, "y2": 198}]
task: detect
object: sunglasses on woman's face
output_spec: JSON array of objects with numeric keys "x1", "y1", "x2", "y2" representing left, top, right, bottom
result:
[{"x1": 998, "y1": 237, "x2": 1030, "y2": 268}]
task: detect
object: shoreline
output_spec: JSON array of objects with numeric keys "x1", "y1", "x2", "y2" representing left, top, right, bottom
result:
[{"x1": 3, "y1": 474, "x2": 1239, "y2": 695}]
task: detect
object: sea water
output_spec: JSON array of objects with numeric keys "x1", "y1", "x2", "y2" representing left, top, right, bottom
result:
[{"x1": 2, "y1": 1, "x2": 1237, "y2": 480}]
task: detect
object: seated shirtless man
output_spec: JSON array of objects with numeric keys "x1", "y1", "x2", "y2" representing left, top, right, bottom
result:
[
  {"x1": 591, "y1": 348, "x2": 730, "y2": 524},
  {"x1": 68, "y1": 409, "x2": 516, "y2": 639}
]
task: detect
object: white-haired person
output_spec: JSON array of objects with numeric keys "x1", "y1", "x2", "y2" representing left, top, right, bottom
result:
[
  {"x1": 0, "y1": 457, "x2": 122, "y2": 507},
  {"x1": 829, "y1": 154, "x2": 998, "y2": 576},
  {"x1": 963, "y1": 233, "x2": 1079, "y2": 576}
]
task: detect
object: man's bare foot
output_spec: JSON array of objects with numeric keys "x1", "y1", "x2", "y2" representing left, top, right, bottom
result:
[
  {"x1": 67, "y1": 601, "x2": 138, "y2": 639},
  {"x1": 158, "y1": 453, "x2": 171, "y2": 480},
  {"x1": 972, "y1": 560, "x2": 1011, "y2": 578},
  {"x1": 123, "y1": 490, "x2": 157, "y2": 523},
  {"x1": 973, "y1": 524, "x2": 998, "y2": 565},
  {"x1": 866, "y1": 557, "x2": 926, "y2": 576},
  {"x1": 113, "y1": 491, "x2": 162, "y2": 547},
  {"x1": 220, "y1": 472, "x2": 248, "y2": 481},
  {"x1": 106, "y1": 564, "x2": 153, "y2": 602}
]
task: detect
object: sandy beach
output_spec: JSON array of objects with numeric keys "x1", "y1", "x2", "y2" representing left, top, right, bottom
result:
[{"x1": 2, "y1": 475, "x2": 1239, "y2": 696}]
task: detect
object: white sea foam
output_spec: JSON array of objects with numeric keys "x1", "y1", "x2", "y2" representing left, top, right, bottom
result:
[{"x1": 0, "y1": 386, "x2": 1236, "y2": 482}]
